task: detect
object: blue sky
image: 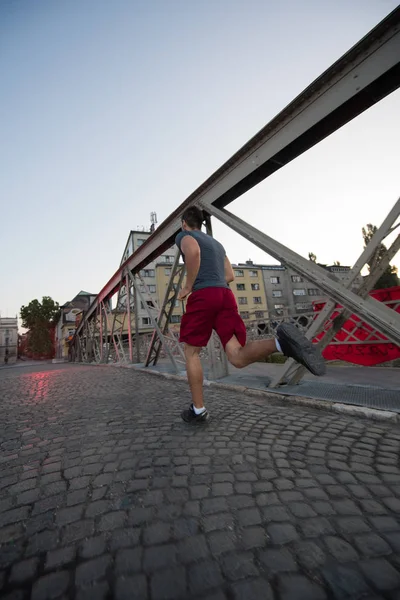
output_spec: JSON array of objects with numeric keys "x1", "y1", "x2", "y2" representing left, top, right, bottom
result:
[{"x1": 1, "y1": 0, "x2": 399, "y2": 323}]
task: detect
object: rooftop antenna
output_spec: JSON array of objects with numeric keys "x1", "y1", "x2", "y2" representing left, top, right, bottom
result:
[{"x1": 150, "y1": 211, "x2": 158, "y2": 233}]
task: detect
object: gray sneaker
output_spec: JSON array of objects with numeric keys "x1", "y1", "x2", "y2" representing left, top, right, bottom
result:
[{"x1": 277, "y1": 322, "x2": 326, "y2": 376}]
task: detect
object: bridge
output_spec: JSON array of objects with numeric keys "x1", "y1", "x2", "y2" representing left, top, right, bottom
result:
[{"x1": 71, "y1": 7, "x2": 400, "y2": 400}]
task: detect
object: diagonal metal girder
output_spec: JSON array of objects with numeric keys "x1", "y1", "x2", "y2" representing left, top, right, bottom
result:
[
  {"x1": 75, "y1": 7, "x2": 400, "y2": 337},
  {"x1": 202, "y1": 203, "x2": 400, "y2": 347}
]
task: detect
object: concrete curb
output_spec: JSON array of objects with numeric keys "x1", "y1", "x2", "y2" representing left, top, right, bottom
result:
[{"x1": 78, "y1": 361, "x2": 399, "y2": 424}]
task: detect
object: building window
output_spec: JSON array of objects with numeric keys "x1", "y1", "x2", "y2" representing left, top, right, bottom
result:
[
  {"x1": 141, "y1": 269, "x2": 155, "y2": 278},
  {"x1": 146, "y1": 300, "x2": 155, "y2": 308},
  {"x1": 148, "y1": 285, "x2": 156, "y2": 293},
  {"x1": 165, "y1": 268, "x2": 171, "y2": 276},
  {"x1": 255, "y1": 311, "x2": 264, "y2": 319},
  {"x1": 234, "y1": 269, "x2": 244, "y2": 277},
  {"x1": 253, "y1": 297, "x2": 262, "y2": 304},
  {"x1": 293, "y1": 289, "x2": 306, "y2": 296},
  {"x1": 238, "y1": 297, "x2": 248, "y2": 305},
  {"x1": 236, "y1": 283, "x2": 245, "y2": 291},
  {"x1": 249, "y1": 270, "x2": 258, "y2": 277},
  {"x1": 142, "y1": 317, "x2": 151, "y2": 325},
  {"x1": 251, "y1": 283, "x2": 260, "y2": 291},
  {"x1": 137, "y1": 239, "x2": 146, "y2": 246},
  {"x1": 171, "y1": 315, "x2": 181, "y2": 324},
  {"x1": 274, "y1": 304, "x2": 284, "y2": 309},
  {"x1": 139, "y1": 285, "x2": 146, "y2": 293},
  {"x1": 291, "y1": 275, "x2": 302, "y2": 282},
  {"x1": 162, "y1": 255, "x2": 174, "y2": 263},
  {"x1": 270, "y1": 277, "x2": 280, "y2": 284},
  {"x1": 272, "y1": 290, "x2": 282, "y2": 297},
  {"x1": 295, "y1": 302, "x2": 312, "y2": 311},
  {"x1": 308, "y1": 288, "x2": 320, "y2": 296},
  {"x1": 240, "y1": 311, "x2": 250, "y2": 319}
]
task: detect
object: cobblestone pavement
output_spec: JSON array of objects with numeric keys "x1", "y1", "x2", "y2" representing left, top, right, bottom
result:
[{"x1": 1, "y1": 363, "x2": 400, "y2": 600}]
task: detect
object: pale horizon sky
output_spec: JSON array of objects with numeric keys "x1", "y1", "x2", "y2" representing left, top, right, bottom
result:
[{"x1": 1, "y1": 0, "x2": 399, "y2": 324}]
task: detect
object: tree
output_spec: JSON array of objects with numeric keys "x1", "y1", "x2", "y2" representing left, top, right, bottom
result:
[
  {"x1": 308, "y1": 252, "x2": 317, "y2": 262},
  {"x1": 362, "y1": 223, "x2": 399, "y2": 290},
  {"x1": 334, "y1": 261, "x2": 341, "y2": 266},
  {"x1": 20, "y1": 296, "x2": 60, "y2": 357}
]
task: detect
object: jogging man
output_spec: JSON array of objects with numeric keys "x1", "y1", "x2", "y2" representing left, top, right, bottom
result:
[{"x1": 176, "y1": 206, "x2": 326, "y2": 423}]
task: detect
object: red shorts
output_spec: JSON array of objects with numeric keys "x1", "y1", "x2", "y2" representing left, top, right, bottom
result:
[{"x1": 179, "y1": 287, "x2": 247, "y2": 349}]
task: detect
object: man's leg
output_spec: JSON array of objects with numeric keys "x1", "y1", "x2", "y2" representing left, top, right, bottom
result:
[
  {"x1": 225, "y1": 335, "x2": 278, "y2": 369},
  {"x1": 225, "y1": 325, "x2": 326, "y2": 376},
  {"x1": 184, "y1": 344, "x2": 204, "y2": 409}
]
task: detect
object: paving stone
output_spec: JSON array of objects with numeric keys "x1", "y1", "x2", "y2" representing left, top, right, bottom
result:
[
  {"x1": 143, "y1": 544, "x2": 177, "y2": 572},
  {"x1": 143, "y1": 522, "x2": 170, "y2": 545},
  {"x1": 209, "y1": 530, "x2": 237, "y2": 555},
  {"x1": 267, "y1": 523, "x2": 298, "y2": 544},
  {"x1": 115, "y1": 574, "x2": 148, "y2": 600},
  {"x1": 188, "y1": 560, "x2": 223, "y2": 595},
  {"x1": 45, "y1": 546, "x2": 75, "y2": 571},
  {"x1": 76, "y1": 581, "x2": 109, "y2": 600},
  {"x1": 110, "y1": 527, "x2": 141, "y2": 550},
  {"x1": 337, "y1": 516, "x2": 371, "y2": 535},
  {"x1": 10, "y1": 557, "x2": 39, "y2": 583},
  {"x1": 354, "y1": 533, "x2": 392, "y2": 557},
  {"x1": 359, "y1": 558, "x2": 400, "y2": 591},
  {"x1": 202, "y1": 497, "x2": 229, "y2": 514},
  {"x1": 241, "y1": 527, "x2": 266, "y2": 549},
  {"x1": 97, "y1": 510, "x2": 126, "y2": 531},
  {"x1": 75, "y1": 554, "x2": 111, "y2": 586},
  {"x1": 115, "y1": 547, "x2": 143, "y2": 574},
  {"x1": 259, "y1": 548, "x2": 298, "y2": 573},
  {"x1": 151, "y1": 566, "x2": 186, "y2": 600},
  {"x1": 277, "y1": 573, "x2": 327, "y2": 599},
  {"x1": 26, "y1": 530, "x2": 58, "y2": 556},
  {"x1": 294, "y1": 540, "x2": 327, "y2": 570},
  {"x1": 237, "y1": 507, "x2": 262, "y2": 526},
  {"x1": 178, "y1": 534, "x2": 209, "y2": 563},
  {"x1": 322, "y1": 564, "x2": 372, "y2": 598},
  {"x1": 203, "y1": 512, "x2": 234, "y2": 533},
  {"x1": 79, "y1": 535, "x2": 106, "y2": 559},
  {"x1": 221, "y1": 552, "x2": 259, "y2": 581},
  {"x1": 231, "y1": 577, "x2": 274, "y2": 600},
  {"x1": 31, "y1": 571, "x2": 70, "y2": 600},
  {"x1": 324, "y1": 536, "x2": 359, "y2": 562},
  {"x1": 62, "y1": 519, "x2": 94, "y2": 544}
]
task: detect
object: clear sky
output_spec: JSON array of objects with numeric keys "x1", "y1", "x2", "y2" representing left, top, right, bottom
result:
[{"x1": 1, "y1": 0, "x2": 399, "y2": 324}]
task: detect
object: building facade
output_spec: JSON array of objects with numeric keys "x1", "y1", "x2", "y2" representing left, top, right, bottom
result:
[
  {"x1": 120, "y1": 230, "x2": 178, "y2": 332},
  {"x1": 55, "y1": 291, "x2": 97, "y2": 359},
  {"x1": 0, "y1": 317, "x2": 18, "y2": 365},
  {"x1": 259, "y1": 262, "x2": 363, "y2": 318},
  {"x1": 230, "y1": 262, "x2": 269, "y2": 329}
]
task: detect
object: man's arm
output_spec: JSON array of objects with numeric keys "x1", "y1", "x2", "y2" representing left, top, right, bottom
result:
[
  {"x1": 178, "y1": 235, "x2": 201, "y2": 299},
  {"x1": 224, "y1": 256, "x2": 235, "y2": 284}
]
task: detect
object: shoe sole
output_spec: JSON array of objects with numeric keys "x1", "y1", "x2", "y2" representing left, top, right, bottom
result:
[
  {"x1": 181, "y1": 413, "x2": 210, "y2": 424},
  {"x1": 278, "y1": 323, "x2": 326, "y2": 376}
]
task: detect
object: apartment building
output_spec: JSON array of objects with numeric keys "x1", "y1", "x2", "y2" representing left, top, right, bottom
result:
[
  {"x1": 230, "y1": 262, "x2": 269, "y2": 327},
  {"x1": 120, "y1": 230, "x2": 178, "y2": 331},
  {"x1": 260, "y1": 262, "x2": 363, "y2": 317},
  {"x1": 0, "y1": 317, "x2": 18, "y2": 365}
]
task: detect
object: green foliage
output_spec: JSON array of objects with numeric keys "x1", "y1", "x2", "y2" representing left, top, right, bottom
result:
[
  {"x1": 20, "y1": 296, "x2": 60, "y2": 356},
  {"x1": 20, "y1": 296, "x2": 60, "y2": 329},
  {"x1": 308, "y1": 252, "x2": 317, "y2": 262},
  {"x1": 362, "y1": 223, "x2": 399, "y2": 290}
]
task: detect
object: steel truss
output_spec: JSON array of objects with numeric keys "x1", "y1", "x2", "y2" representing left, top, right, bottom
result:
[{"x1": 73, "y1": 7, "x2": 400, "y2": 387}]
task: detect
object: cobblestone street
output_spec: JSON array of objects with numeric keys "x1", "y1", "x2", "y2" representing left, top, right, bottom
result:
[{"x1": 1, "y1": 363, "x2": 400, "y2": 600}]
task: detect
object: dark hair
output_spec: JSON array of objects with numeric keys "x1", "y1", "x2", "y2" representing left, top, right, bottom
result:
[{"x1": 181, "y1": 206, "x2": 204, "y2": 229}]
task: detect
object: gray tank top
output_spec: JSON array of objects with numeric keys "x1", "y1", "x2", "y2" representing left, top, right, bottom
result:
[{"x1": 175, "y1": 230, "x2": 228, "y2": 291}]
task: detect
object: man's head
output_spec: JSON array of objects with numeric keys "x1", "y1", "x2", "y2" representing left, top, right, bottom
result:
[{"x1": 181, "y1": 206, "x2": 204, "y2": 231}]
